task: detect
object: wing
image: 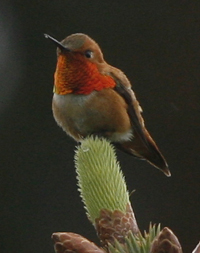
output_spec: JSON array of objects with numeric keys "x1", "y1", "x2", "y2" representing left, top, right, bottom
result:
[{"x1": 110, "y1": 71, "x2": 170, "y2": 176}]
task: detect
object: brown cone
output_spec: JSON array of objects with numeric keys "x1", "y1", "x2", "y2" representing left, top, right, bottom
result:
[
  {"x1": 150, "y1": 227, "x2": 182, "y2": 253},
  {"x1": 52, "y1": 232, "x2": 105, "y2": 253},
  {"x1": 95, "y1": 203, "x2": 139, "y2": 246}
]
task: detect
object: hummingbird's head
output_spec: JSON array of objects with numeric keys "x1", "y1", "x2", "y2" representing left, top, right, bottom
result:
[{"x1": 45, "y1": 33, "x2": 115, "y2": 95}]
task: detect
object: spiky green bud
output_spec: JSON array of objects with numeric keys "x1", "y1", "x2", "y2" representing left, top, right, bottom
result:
[{"x1": 75, "y1": 136, "x2": 129, "y2": 223}]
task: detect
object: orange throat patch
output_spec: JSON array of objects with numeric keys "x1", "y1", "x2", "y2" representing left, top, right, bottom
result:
[{"x1": 54, "y1": 54, "x2": 116, "y2": 95}]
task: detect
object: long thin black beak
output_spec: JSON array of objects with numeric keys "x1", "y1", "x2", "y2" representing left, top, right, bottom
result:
[{"x1": 44, "y1": 34, "x2": 68, "y2": 51}]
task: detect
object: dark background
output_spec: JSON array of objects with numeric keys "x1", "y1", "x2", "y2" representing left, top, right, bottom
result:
[{"x1": 1, "y1": 1, "x2": 200, "y2": 252}]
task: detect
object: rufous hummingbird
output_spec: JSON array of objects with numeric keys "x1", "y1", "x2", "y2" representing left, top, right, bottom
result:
[{"x1": 45, "y1": 33, "x2": 170, "y2": 177}]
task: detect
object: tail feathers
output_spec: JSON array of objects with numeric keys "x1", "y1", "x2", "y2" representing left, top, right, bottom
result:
[{"x1": 115, "y1": 131, "x2": 170, "y2": 177}]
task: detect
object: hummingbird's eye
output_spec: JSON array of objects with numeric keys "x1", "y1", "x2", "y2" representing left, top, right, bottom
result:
[{"x1": 85, "y1": 50, "x2": 93, "y2": 58}]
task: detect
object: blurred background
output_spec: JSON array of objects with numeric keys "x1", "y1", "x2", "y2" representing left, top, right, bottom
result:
[{"x1": 1, "y1": 1, "x2": 200, "y2": 252}]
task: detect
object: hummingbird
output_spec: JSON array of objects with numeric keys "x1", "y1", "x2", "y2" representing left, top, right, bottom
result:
[{"x1": 44, "y1": 33, "x2": 170, "y2": 177}]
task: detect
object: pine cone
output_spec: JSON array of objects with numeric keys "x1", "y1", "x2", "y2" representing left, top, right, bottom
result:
[
  {"x1": 150, "y1": 227, "x2": 182, "y2": 253},
  {"x1": 52, "y1": 232, "x2": 105, "y2": 253},
  {"x1": 95, "y1": 203, "x2": 139, "y2": 246}
]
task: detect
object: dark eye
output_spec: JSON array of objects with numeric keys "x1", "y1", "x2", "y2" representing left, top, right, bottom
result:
[{"x1": 85, "y1": 50, "x2": 93, "y2": 58}]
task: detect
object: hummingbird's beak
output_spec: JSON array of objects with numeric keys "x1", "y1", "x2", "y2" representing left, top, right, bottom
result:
[{"x1": 44, "y1": 34, "x2": 69, "y2": 51}]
